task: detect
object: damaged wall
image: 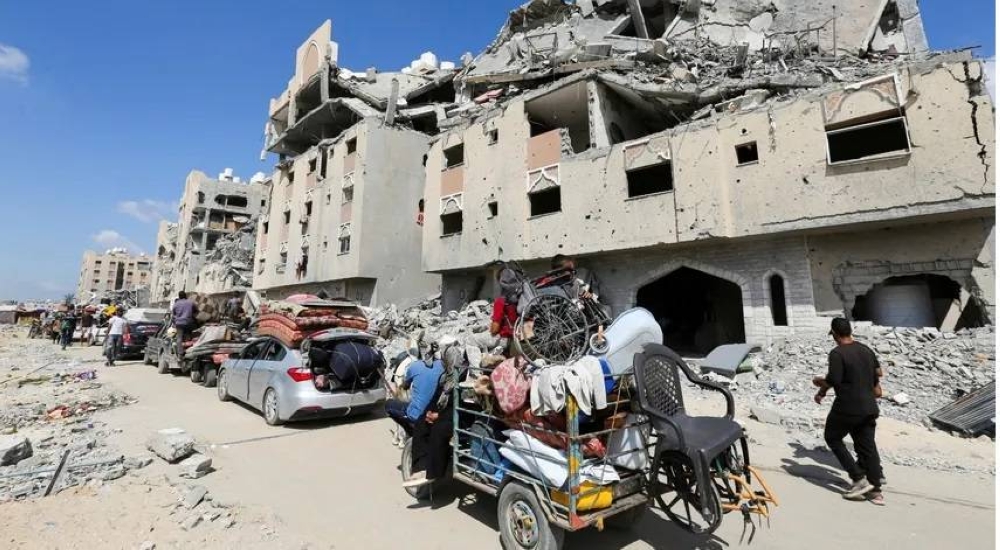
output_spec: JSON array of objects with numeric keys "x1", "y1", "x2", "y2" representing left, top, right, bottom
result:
[
  {"x1": 423, "y1": 61, "x2": 995, "y2": 274},
  {"x1": 806, "y1": 218, "x2": 996, "y2": 321},
  {"x1": 254, "y1": 119, "x2": 439, "y2": 308}
]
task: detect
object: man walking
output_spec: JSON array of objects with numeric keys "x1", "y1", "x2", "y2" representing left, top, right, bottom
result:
[
  {"x1": 105, "y1": 310, "x2": 127, "y2": 366},
  {"x1": 813, "y1": 318, "x2": 885, "y2": 505},
  {"x1": 79, "y1": 308, "x2": 95, "y2": 346},
  {"x1": 171, "y1": 291, "x2": 198, "y2": 360},
  {"x1": 59, "y1": 307, "x2": 78, "y2": 350}
]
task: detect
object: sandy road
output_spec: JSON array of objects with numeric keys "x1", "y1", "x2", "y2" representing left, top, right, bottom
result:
[{"x1": 7, "y1": 341, "x2": 997, "y2": 549}]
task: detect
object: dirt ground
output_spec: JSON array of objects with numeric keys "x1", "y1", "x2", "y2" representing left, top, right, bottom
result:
[{"x1": 0, "y1": 332, "x2": 995, "y2": 550}]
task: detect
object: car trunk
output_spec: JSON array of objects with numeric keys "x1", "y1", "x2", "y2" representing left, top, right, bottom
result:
[{"x1": 303, "y1": 333, "x2": 383, "y2": 393}]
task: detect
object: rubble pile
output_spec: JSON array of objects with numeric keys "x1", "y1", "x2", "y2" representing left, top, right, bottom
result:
[
  {"x1": 728, "y1": 325, "x2": 996, "y2": 430},
  {"x1": 162, "y1": 481, "x2": 237, "y2": 531},
  {"x1": 197, "y1": 219, "x2": 258, "y2": 292},
  {"x1": 0, "y1": 337, "x2": 146, "y2": 501},
  {"x1": 369, "y1": 294, "x2": 491, "y2": 359},
  {"x1": 444, "y1": 0, "x2": 935, "y2": 130}
]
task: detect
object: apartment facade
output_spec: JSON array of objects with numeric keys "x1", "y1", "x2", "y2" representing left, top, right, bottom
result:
[
  {"x1": 150, "y1": 169, "x2": 269, "y2": 305},
  {"x1": 420, "y1": 2, "x2": 994, "y2": 353},
  {"x1": 75, "y1": 249, "x2": 153, "y2": 303},
  {"x1": 252, "y1": 20, "x2": 441, "y2": 307}
]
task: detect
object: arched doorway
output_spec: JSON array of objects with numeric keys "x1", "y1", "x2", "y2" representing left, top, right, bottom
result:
[
  {"x1": 636, "y1": 267, "x2": 746, "y2": 355},
  {"x1": 852, "y1": 274, "x2": 988, "y2": 330}
]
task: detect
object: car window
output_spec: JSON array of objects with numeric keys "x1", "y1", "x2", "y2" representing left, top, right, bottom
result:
[
  {"x1": 242, "y1": 341, "x2": 268, "y2": 359},
  {"x1": 262, "y1": 341, "x2": 287, "y2": 362}
]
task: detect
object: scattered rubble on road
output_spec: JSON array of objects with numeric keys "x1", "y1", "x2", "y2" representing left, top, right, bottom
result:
[
  {"x1": 711, "y1": 324, "x2": 996, "y2": 430},
  {"x1": 0, "y1": 333, "x2": 143, "y2": 501}
]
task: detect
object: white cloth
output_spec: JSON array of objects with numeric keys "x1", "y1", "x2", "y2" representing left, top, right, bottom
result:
[
  {"x1": 499, "y1": 430, "x2": 620, "y2": 488},
  {"x1": 529, "y1": 357, "x2": 608, "y2": 417},
  {"x1": 107, "y1": 317, "x2": 127, "y2": 336}
]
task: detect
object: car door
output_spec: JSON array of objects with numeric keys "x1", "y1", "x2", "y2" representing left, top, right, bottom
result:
[
  {"x1": 247, "y1": 340, "x2": 289, "y2": 408},
  {"x1": 230, "y1": 340, "x2": 269, "y2": 402}
]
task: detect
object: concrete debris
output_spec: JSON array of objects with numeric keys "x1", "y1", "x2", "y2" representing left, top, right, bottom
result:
[
  {"x1": 138, "y1": 542, "x2": 156, "y2": 550},
  {"x1": 146, "y1": 428, "x2": 196, "y2": 463},
  {"x1": 0, "y1": 337, "x2": 144, "y2": 501},
  {"x1": 181, "y1": 514, "x2": 203, "y2": 531},
  {"x1": 181, "y1": 484, "x2": 209, "y2": 509},
  {"x1": 369, "y1": 294, "x2": 491, "y2": 360},
  {"x1": 0, "y1": 435, "x2": 32, "y2": 467},
  {"x1": 724, "y1": 325, "x2": 996, "y2": 430},
  {"x1": 178, "y1": 453, "x2": 213, "y2": 479}
]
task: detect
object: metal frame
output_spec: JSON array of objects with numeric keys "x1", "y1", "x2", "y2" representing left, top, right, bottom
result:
[{"x1": 450, "y1": 366, "x2": 654, "y2": 533}]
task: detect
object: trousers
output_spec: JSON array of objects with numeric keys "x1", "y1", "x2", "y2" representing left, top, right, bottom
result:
[
  {"x1": 824, "y1": 411, "x2": 883, "y2": 489},
  {"x1": 386, "y1": 399, "x2": 414, "y2": 436},
  {"x1": 411, "y1": 407, "x2": 453, "y2": 480}
]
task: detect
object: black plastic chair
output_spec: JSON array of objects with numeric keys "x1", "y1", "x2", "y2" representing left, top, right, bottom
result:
[{"x1": 633, "y1": 343, "x2": 744, "y2": 534}]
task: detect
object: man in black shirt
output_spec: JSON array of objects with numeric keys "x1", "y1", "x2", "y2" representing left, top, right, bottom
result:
[{"x1": 813, "y1": 318, "x2": 885, "y2": 505}]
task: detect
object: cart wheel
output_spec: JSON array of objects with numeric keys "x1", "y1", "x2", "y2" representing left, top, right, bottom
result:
[
  {"x1": 203, "y1": 367, "x2": 218, "y2": 388},
  {"x1": 653, "y1": 451, "x2": 723, "y2": 535},
  {"x1": 498, "y1": 481, "x2": 564, "y2": 550},
  {"x1": 157, "y1": 354, "x2": 170, "y2": 374},
  {"x1": 605, "y1": 501, "x2": 649, "y2": 530},
  {"x1": 400, "y1": 438, "x2": 431, "y2": 501},
  {"x1": 514, "y1": 294, "x2": 589, "y2": 366},
  {"x1": 189, "y1": 366, "x2": 204, "y2": 383}
]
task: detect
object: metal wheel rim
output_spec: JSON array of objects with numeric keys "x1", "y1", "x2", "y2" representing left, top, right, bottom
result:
[
  {"x1": 217, "y1": 370, "x2": 227, "y2": 399},
  {"x1": 517, "y1": 295, "x2": 589, "y2": 364},
  {"x1": 264, "y1": 390, "x2": 278, "y2": 422},
  {"x1": 507, "y1": 499, "x2": 540, "y2": 548}
]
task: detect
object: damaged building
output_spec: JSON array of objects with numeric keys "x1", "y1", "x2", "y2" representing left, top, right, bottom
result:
[
  {"x1": 150, "y1": 168, "x2": 269, "y2": 305},
  {"x1": 419, "y1": 0, "x2": 995, "y2": 353},
  {"x1": 75, "y1": 248, "x2": 153, "y2": 304},
  {"x1": 149, "y1": 220, "x2": 179, "y2": 305},
  {"x1": 253, "y1": 20, "x2": 440, "y2": 307}
]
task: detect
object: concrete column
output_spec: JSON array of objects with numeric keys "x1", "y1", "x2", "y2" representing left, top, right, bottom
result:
[{"x1": 587, "y1": 81, "x2": 611, "y2": 150}]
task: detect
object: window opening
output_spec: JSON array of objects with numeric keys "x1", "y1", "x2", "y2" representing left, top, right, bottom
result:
[
  {"x1": 444, "y1": 144, "x2": 465, "y2": 169},
  {"x1": 529, "y1": 187, "x2": 561, "y2": 217},
  {"x1": 769, "y1": 274, "x2": 788, "y2": 326},
  {"x1": 626, "y1": 162, "x2": 673, "y2": 198},
  {"x1": 736, "y1": 142, "x2": 759, "y2": 165},
  {"x1": 826, "y1": 114, "x2": 910, "y2": 164},
  {"x1": 440, "y1": 212, "x2": 463, "y2": 235}
]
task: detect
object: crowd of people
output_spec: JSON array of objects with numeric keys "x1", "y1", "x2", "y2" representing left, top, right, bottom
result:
[{"x1": 38, "y1": 303, "x2": 128, "y2": 365}]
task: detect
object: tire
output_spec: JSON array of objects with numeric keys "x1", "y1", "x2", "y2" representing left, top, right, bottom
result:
[
  {"x1": 263, "y1": 388, "x2": 283, "y2": 426},
  {"x1": 203, "y1": 367, "x2": 218, "y2": 388},
  {"x1": 157, "y1": 354, "x2": 170, "y2": 374},
  {"x1": 216, "y1": 369, "x2": 232, "y2": 402},
  {"x1": 189, "y1": 365, "x2": 204, "y2": 383},
  {"x1": 498, "y1": 481, "x2": 564, "y2": 550},
  {"x1": 605, "y1": 501, "x2": 649, "y2": 530},
  {"x1": 401, "y1": 438, "x2": 431, "y2": 501}
]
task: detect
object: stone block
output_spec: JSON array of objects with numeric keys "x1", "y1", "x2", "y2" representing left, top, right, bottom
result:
[
  {"x1": 178, "y1": 454, "x2": 213, "y2": 479},
  {"x1": 146, "y1": 428, "x2": 195, "y2": 463}
]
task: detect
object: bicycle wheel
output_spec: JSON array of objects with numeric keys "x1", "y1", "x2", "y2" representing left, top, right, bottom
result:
[{"x1": 514, "y1": 294, "x2": 589, "y2": 365}]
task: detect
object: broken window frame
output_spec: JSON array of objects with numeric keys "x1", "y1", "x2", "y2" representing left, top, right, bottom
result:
[
  {"x1": 825, "y1": 115, "x2": 912, "y2": 166},
  {"x1": 487, "y1": 129, "x2": 499, "y2": 146},
  {"x1": 443, "y1": 143, "x2": 465, "y2": 170},
  {"x1": 346, "y1": 138, "x2": 357, "y2": 155},
  {"x1": 338, "y1": 223, "x2": 352, "y2": 255},
  {"x1": 342, "y1": 185, "x2": 354, "y2": 204}
]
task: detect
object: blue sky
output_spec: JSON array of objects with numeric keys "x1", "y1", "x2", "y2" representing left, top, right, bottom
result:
[{"x1": 0, "y1": 0, "x2": 994, "y2": 300}]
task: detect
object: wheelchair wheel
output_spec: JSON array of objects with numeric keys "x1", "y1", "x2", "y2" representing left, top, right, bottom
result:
[
  {"x1": 514, "y1": 294, "x2": 589, "y2": 366},
  {"x1": 652, "y1": 451, "x2": 723, "y2": 535}
]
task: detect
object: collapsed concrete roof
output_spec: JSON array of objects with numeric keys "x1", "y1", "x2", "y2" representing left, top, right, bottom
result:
[{"x1": 433, "y1": 0, "x2": 938, "y2": 135}]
